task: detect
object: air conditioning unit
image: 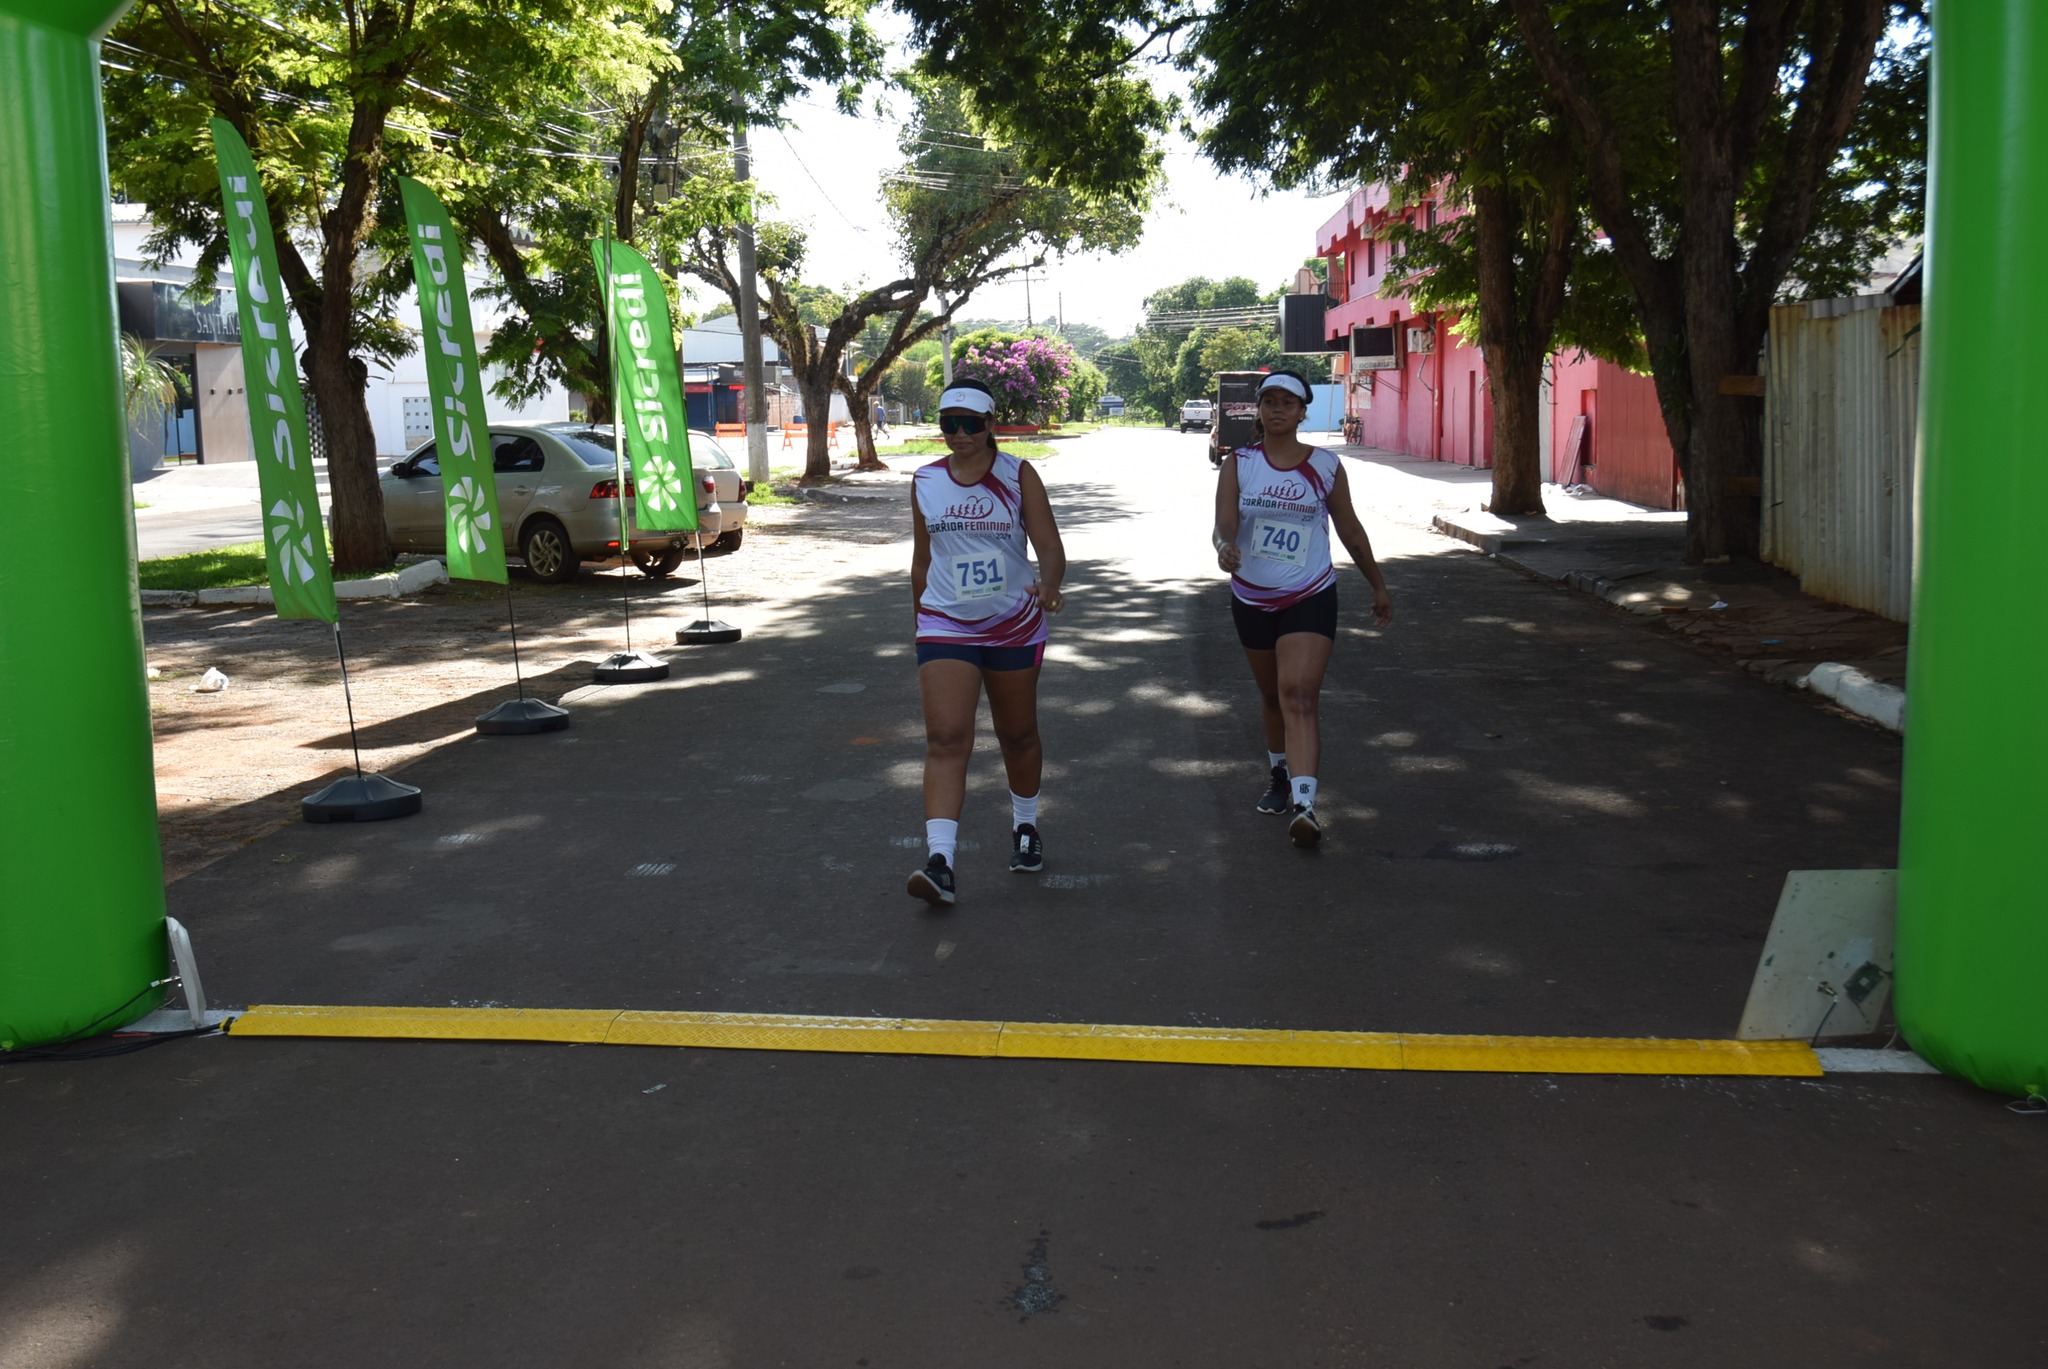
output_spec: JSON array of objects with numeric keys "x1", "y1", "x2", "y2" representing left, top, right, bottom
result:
[
  {"x1": 1406, "y1": 326, "x2": 1435, "y2": 355},
  {"x1": 1350, "y1": 325, "x2": 1399, "y2": 370}
]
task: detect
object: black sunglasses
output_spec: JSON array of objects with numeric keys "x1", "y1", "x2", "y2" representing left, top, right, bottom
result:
[{"x1": 939, "y1": 414, "x2": 990, "y2": 435}]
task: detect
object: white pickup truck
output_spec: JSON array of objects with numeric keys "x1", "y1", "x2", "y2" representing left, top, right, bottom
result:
[{"x1": 1178, "y1": 397, "x2": 1214, "y2": 432}]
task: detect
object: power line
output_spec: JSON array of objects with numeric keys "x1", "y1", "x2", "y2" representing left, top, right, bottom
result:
[{"x1": 776, "y1": 127, "x2": 871, "y2": 235}]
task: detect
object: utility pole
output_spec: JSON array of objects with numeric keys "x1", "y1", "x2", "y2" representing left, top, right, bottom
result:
[
  {"x1": 730, "y1": 29, "x2": 769, "y2": 486},
  {"x1": 939, "y1": 294, "x2": 955, "y2": 385}
]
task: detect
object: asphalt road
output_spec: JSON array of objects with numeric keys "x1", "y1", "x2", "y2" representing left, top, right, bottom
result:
[{"x1": 8, "y1": 428, "x2": 2040, "y2": 1367}]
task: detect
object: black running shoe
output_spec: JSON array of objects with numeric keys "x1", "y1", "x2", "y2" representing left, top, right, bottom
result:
[
  {"x1": 907, "y1": 854, "x2": 956, "y2": 906},
  {"x1": 1256, "y1": 765, "x2": 1291, "y2": 815},
  {"x1": 1288, "y1": 804, "x2": 1323, "y2": 849},
  {"x1": 1010, "y1": 823, "x2": 1044, "y2": 873}
]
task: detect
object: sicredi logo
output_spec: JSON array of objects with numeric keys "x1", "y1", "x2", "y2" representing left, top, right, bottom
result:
[
  {"x1": 617, "y1": 274, "x2": 672, "y2": 447},
  {"x1": 417, "y1": 222, "x2": 478, "y2": 461},
  {"x1": 229, "y1": 176, "x2": 295, "y2": 471}
]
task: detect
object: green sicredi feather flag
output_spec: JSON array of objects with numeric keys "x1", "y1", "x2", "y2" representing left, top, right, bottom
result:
[
  {"x1": 590, "y1": 237, "x2": 698, "y2": 531},
  {"x1": 398, "y1": 177, "x2": 507, "y2": 584},
  {"x1": 206, "y1": 119, "x2": 337, "y2": 623}
]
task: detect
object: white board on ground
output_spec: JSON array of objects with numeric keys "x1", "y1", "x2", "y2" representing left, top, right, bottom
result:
[{"x1": 1737, "y1": 869, "x2": 1896, "y2": 1042}]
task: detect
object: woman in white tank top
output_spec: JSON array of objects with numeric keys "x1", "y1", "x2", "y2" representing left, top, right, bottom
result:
[
  {"x1": 906, "y1": 378, "x2": 1067, "y2": 907},
  {"x1": 1212, "y1": 371, "x2": 1394, "y2": 849}
]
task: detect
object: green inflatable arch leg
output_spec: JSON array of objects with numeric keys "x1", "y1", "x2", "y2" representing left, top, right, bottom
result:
[
  {"x1": 0, "y1": 0, "x2": 168, "y2": 1049},
  {"x1": 1896, "y1": 0, "x2": 2048, "y2": 1098}
]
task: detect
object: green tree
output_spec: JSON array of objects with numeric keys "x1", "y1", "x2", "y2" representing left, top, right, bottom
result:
[
  {"x1": 119, "y1": 333, "x2": 187, "y2": 427},
  {"x1": 1194, "y1": 0, "x2": 1630, "y2": 515},
  {"x1": 883, "y1": 356, "x2": 939, "y2": 417},
  {"x1": 903, "y1": 0, "x2": 1922, "y2": 556},
  {"x1": 1506, "y1": 0, "x2": 1922, "y2": 558},
  {"x1": 1064, "y1": 359, "x2": 1107, "y2": 421},
  {"x1": 464, "y1": 0, "x2": 883, "y2": 424},
  {"x1": 103, "y1": 0, "x2": 667, "y2": 570},
  {"x1": 684, "y1": 77, "x2": 1150, "y2": 479}
]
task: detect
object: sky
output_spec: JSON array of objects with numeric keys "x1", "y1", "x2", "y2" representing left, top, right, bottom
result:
[{"x1": 738, "y1": 28, "x2": 1351, "y2": 341}]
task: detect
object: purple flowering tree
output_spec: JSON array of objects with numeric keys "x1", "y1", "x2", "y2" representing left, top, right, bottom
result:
[{"x1": 956, "y1": 334, "x2": 1078, "y2": 426}]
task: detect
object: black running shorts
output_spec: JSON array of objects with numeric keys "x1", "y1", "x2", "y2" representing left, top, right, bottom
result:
[{"x1": 1230, "y1": 584, "x2": 1339, "y2": 651}]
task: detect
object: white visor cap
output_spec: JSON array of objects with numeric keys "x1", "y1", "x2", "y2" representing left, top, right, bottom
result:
[
  {"x1": 938, "y1": 386, "x2": 997, "y2": 414},
  {"x1": 1258, "y1": 373, "x2": 1310, "y2": 402}
]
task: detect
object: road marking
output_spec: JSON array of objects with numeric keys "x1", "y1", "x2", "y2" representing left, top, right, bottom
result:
[
  {"x1": 436, "y1": 833, "x2": 487, "y2": 847},
  {"x1": 627, "y1": 862, "x2": 676, "y2": 877},
  {"x1": 1040, "y1": 874, "x2": 1109, "y2": 889},
  {"x1": 225, "y1": 1004, "x2": 1826, "y2": 1078}
]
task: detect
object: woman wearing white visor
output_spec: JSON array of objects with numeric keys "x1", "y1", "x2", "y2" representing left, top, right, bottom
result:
[
  {"x1": 1213, "y1": 369, "x2": 1394, "y2": 847},
  {"x1": 906, "y1": 377, "x2": 1067, "y2": 906}
]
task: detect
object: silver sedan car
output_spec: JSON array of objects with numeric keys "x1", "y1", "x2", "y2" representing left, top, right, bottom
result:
[
  {"x1": 546, "y1": 424, "x2": 750, "y2": 571},
  {"x1": 381, "y1": 424, "x2": 741, "y2": 582}
]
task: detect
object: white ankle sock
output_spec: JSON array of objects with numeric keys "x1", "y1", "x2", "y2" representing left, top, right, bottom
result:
[
  {"x1": 1291, "y1": 776, "x2": 1318, "y2": 809},
  {"x1": 1011, "y1": 791, "x2": 1039, "y2": 831},
  {"x1": 1267, "y1": 751, "x2": 1288, "y2": 771},
  {"x1": 926, "y1": 818, "x2": 958, "y2": 866}
]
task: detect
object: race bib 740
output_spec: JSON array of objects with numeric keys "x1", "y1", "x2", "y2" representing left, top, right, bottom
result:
[{"x1": 1250, "y1": 517, "x2": 1307, "y2": 566}]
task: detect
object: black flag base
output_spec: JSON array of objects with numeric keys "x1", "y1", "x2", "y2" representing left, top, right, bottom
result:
[
  {"x1": 592, "y1": 650, "x2": 671, "y2": 684},
  {"x1": 475, "y1": 697, "x2": 571, "y2": 735},
  {"x1": 676, "y1": 618, "x2": 743, "y2": 646},
  {"x1": 302, "y1": 773, "x2": 423, "y2": 824}
]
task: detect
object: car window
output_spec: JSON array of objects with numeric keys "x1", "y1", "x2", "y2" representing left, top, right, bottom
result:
[
  {"x1": 688, "y1": 434, "x2": 736, "y2": 469},
  {"x1": 405, "y1": 444, "x2": 440, "y2": 477},
  {"x1": 547, "y1": 428, "x2": 622, "y2": 467},
  {"x1": 493, "y1": 434, "x2": 545, "y2": 473}
]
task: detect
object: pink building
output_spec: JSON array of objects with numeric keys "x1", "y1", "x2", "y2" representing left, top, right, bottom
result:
[{"x1": 1315, "y1": 188, "x2": 1681, "y2": 509}]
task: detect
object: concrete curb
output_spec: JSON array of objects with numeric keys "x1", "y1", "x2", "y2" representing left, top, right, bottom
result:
[
  {"x1": 1802, "y1": 662, "x2": 1907, "y2": 734},
  {"x1": 160, "y1": 559, "x2": 450, "y2": 609},
  {"x1": 1432, "y1": 514, "x2": 1906, "y2": 734}
]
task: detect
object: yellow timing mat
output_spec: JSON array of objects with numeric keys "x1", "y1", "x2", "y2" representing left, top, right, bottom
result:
[{"x1": 228, "y1": 1005, "x2": 1823, "y2": 1077}]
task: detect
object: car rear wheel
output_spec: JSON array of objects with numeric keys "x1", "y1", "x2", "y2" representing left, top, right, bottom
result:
[
  {"x1": 631, "y1": 546, "x2": 687, "y2": 578},
  {"x1": 520, "y1": 517, "x2": 577, "y2": 583},
  {"x1": 709, "y1": 528, "x2": 744, "y2": 555}
]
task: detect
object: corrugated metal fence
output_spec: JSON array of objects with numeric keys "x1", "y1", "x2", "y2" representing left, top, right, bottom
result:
[{"x1": 1763, "y1": 299, "x2": 1922, "y2": 622}]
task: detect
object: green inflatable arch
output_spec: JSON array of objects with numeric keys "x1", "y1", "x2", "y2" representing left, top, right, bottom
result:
[
  {"x1": 0, "y1": 0, "x2": 167, "y2": 1049},
  {"x1": 1895, "y1": 0, "x2": 2048, "y2": 1099},
  {"x1": 0, "y1": 0, "x2": 2041, "y2": 1094}
]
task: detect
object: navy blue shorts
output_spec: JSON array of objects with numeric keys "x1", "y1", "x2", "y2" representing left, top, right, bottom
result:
[
  {"x1": 1231, "y1": 585, "x2": 1339, "y2": 651},
  {"x1": 915, "y1": 640, "x2": 1046, "y2": 671}
]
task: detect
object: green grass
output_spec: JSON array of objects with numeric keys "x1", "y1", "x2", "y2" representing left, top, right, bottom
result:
[
  {"x1": 138, "y1": 541, "x2": 394, "y2": 591},
  {"x1": 746, "y1": 484, "x2": 801, "y2": 506},
  {"x1": 876, "y1": 439, "x2": 1055, "y2": 461}
]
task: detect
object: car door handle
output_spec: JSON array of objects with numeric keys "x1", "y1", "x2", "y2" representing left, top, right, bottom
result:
[{"x1": 512, "y1": 485, "x2": 532, "y2": 495}]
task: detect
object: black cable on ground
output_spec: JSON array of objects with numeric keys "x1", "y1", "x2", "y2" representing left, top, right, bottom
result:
[{"x1": 1, "y1": 1023, "x2": 224, "y2": 1064}]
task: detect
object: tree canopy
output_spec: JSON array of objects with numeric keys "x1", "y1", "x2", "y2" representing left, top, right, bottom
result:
[{"x1": 104, "y1": 0, "x2": 669, "y2": 567}]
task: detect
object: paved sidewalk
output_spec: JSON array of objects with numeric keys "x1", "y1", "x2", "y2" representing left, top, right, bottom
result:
[{"x1": 1340, "y1": 446, "x2": 1912, "y2": 730}]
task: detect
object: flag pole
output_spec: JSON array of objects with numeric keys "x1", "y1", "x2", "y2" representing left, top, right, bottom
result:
[
  {"x1": 301, "y1": 617, "x2": 422, "y2": 822},
  {"x1": 475, "y1": 575, "x2": 570, "y2": 733},
  {"x1": 675, "y1": 526, "x2": 741, "y2": 645},
  {"x1": 592, "y1": 223, "x2": 670, "y2": 683}
]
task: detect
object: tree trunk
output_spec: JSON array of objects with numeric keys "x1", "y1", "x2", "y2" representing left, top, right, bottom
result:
[
  {"x1": 1485, "y1": 348, "x2": 1547, "y2": 516},
  {"x1": 799, "y1": 369, "x2": 836, "y2": 483},
  {"x1": 1470, "y1": 182, "x2": 1548, "y2": 518},
  {"x1": 841, "y1": 376, "x2": 888, "y2": 471},
  {"x1": 305, "y1": 346, "x2": 387, "y2": 572}
]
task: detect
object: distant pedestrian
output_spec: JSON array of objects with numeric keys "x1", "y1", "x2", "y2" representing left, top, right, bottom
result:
[
  {"x1": 1213, "y1": 370, "x2": 1393, "y2": 848},
  {"x1": 907, "y1": 377, "x2": 1067, "y2": 906},
  {"x1": 873, "y1": 398, "x2": 892, "y2": 436}
]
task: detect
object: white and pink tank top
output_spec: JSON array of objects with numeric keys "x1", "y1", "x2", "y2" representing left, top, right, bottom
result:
[
  {"x1": 915, "y1": 452, "x2": 1047, "y2": 647},
  {"x1": 1230, "y1": 444, "x2": 1339, "y2": 611}
]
